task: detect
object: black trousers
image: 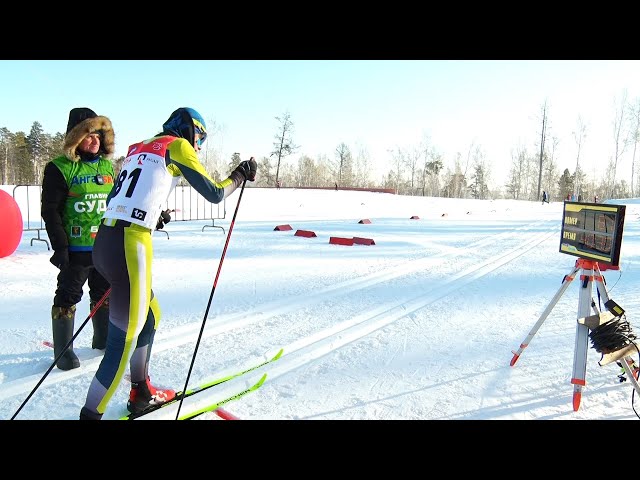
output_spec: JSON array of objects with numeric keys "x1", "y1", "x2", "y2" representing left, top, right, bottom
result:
[{"x1": 53, "y1": 251, "x2": 110, "y2": 307}]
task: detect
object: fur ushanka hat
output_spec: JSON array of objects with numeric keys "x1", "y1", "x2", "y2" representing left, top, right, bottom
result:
[{"x1": 63, "y1": 107, "x2": 115, "y2": 162}]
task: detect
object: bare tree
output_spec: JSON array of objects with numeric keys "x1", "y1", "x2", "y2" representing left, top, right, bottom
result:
[
  {"x1": 334, "y1": 142, "x2": 352, "y2": 186},
  {"x1": 609, "y1": 89, "x2": 629, "y2": 198},
  {"x1": 352, "y1": 143, "x2": 373, "y2": 187},
  {"x1": 404, "y1": 145, "x2": 421, "y2": 195},
  {"x1": 572, "y1": 116, "x2": 587, "y2": 198},
  {"x1": 294, "y1": 154, "x2": 318, "y2": 187},
  {"x1": 442, "y1": 160, "x2": 465, "y2": 199},
  {"x1": 543, "y1": 137, "x2": 559, "y2": 201},
  {"x1": 627, "y1": 96, "x2": 640, "y2": 197},
  {"x1": 201, "y1": 117, "x2": 225, "y2": 182},
  {"x1": 270, "y1": 111, "x2": 298, "y2": 186},
  {"x1": 450, "y1": 152, "x2": 464, "y2": 198},
  {"x1": 387, "y1": 147, "x2": 405, "y2": 194},
  {"x1": 506, "y1": 146, "x2": 525, "y2": 200},
  {"x1": 419, "y1": 143, "x2": 432, "y2": 197},
  {"x1": 462, "y1": 140, "x2": 476, "y2": 194},
  {"x1": 536, "y1": 100, "x2": 549, "y2": 201}
]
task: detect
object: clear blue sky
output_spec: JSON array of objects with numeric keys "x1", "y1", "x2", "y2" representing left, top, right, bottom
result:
[{"x1": 3, "y1": 60, "x2": 640, "y2": 186}]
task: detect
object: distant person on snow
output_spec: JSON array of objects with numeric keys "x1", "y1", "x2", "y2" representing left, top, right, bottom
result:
[
  {"x1": 542, "y1": 191, "x2": 549, "y2": 204},
  {"x1": 80, "y1": 107, "x2": 257, "y2": 420},
  {"x1": 41, "y1": 107, "x2": 115, "y2": 371}
]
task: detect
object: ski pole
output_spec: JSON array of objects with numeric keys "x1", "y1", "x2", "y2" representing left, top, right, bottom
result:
[
  {"x1": 10, "y1": 288, "x2": 111, "y2": 420},
  {"x1": 175, "y1": 180, "x2": 247, "y2": 420}
]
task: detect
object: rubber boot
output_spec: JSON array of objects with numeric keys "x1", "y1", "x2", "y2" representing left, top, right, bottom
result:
[
  {"x1": 51, "y1": 305, "x2": 80, "y2": 371},
  {"x1": 90, "y1": 298, "x2": 109, "y2": 350}
]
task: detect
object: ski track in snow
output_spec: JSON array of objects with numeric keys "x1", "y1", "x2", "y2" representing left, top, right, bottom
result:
[{"x1": 2, "y1": 217, "x2": 559, "y2": 419}]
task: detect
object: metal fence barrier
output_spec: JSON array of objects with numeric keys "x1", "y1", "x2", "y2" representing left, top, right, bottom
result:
[
  {"x1": 11, "y1": 184, "x2": 226, "y2": 248},
  {"x1": 12, "y1": 185, "x2": 50, "y2": 249},
  {"x1": 165, "y1": 184, "x2": 227, "y2": 234}
]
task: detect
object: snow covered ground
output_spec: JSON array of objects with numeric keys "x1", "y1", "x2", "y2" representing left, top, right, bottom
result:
[{"x1": 2, "y1": 186, "x2": 640, "y2": 422}]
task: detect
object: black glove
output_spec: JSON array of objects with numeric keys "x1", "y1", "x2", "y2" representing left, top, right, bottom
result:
[
  {"x1": 156, "y1": 210, "x2": 172, "y2": 230},
  {"x1": 233, "y1": 157, "x2": 257, "y2": 182},
  {"x1": 50, "y1": 249, "x2": 69, "y2": 269}
]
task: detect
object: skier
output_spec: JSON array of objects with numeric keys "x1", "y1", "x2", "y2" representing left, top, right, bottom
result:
[{"x1": 79, "y1": 107, "x2": 257, "y2": 420}]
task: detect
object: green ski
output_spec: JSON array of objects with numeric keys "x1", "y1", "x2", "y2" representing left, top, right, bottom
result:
[
  {"x1": 121, "y1": 348, "x2": 283, "y2": 420},
  {"x1": 179, "y1": 373, "x2": 267, "y2": 420}
]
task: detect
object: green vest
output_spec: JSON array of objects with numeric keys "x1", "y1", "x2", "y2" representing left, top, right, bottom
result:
[{"x1": 51, "y1": 156, "x2": 115, "y2": 250}]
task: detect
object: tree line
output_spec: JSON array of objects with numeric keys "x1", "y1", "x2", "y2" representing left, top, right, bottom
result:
[{"x1": 2, "y1": 101, "x2": 639, "y2": 202}]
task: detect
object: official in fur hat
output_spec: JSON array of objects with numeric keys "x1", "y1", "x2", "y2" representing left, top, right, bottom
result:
[{"x1": 41, "y1": 107, "x2": 116, "y2": 370}]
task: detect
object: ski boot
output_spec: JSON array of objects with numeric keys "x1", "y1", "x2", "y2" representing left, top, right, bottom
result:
[{"x1": 127, "y1": 377, "x2": 176, "y2": 414}]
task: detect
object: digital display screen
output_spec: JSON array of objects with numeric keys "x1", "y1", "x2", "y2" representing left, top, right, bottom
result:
[{"x1": 559, "y1": 201, "x2": 625, "y2": 266}]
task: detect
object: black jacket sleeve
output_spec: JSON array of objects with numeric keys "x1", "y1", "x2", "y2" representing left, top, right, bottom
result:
[{"x1": 41, "y1": 162, "x2": 69, "y2": 251}]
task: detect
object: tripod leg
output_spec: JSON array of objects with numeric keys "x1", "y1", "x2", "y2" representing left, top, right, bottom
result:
[
  {"x1": 620, "y1": 357, "x2": 640, "y2": 396},
  {"x1": 571, "y1": 266, "x2": 593, "y2": 411},
  {"x1": 510, "y1": 265, "x2": 580, "y2": 366}
]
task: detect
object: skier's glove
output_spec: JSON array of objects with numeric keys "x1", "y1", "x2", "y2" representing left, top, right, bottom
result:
[
  {"x1": 156, "y1": 210, "x2": 172, "y2": 230},
  {"x1": 233, "y1": 157, "x2": 257, "y2": 182}
]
